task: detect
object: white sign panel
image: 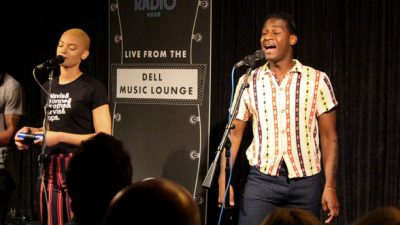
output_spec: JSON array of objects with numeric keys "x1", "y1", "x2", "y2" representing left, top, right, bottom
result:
[{"x1": 116, "y1": 68, "x2": 198, "y2": 100}]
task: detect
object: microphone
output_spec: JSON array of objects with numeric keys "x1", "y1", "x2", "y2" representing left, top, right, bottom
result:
[
  {"x1": 35, "y1": 55, "x2": 64, "y2": 70},
  {"x1": 234, "y1": 49, "x2": 265, "y2": 68}
]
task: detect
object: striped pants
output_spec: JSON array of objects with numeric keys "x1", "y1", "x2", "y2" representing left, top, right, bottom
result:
[{"x1": 40, "y1": 153, "x2": 74, "y2": 225}]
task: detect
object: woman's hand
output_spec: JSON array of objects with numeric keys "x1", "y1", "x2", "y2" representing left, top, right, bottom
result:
[{"x1": 14, "y1": 126, "x2": 33, "y2": 150}]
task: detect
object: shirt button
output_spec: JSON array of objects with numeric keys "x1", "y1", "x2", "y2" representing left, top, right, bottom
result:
[
  {"x1": 280, "y1": 109, "x2": 285, "y2": 114},
  {"x1": 281, "y1": 130, "x2": 285, "y2": 134},
  {"x1": 279, "y1": 87, "x2": 284, "y2": 91},
  {"x1": 283, "y1": 151, "x2": 287, "y2": 155}
]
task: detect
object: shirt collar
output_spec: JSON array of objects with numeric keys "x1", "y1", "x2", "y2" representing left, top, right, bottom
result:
[{"x1": 260, "y1": 59, "x2": 302, "y2": 78}]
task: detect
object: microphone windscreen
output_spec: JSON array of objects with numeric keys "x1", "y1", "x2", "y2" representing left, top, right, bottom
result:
[
  {"x1": 55, "y1": 55, "x2": 65, "y2": 64},
  {"x1": 254, "y1": 49, "x2": 265, "y2": 61}
]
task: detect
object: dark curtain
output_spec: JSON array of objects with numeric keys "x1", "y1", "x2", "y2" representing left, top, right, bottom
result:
[
  {"x1": 0, "y1": 0, "x2": 109, "y2": 221},
  {"x1": 210, "y1": 0, "x2": 400, "y2": 225},
  {"x1": 1, "y1": 0, "x2": 399, "y2": 225}
]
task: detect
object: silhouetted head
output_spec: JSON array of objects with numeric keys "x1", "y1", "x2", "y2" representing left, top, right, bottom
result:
[
  {"x1": 103, "y1": 178, "x2": 201, "y2": 225},
  {"x1": 260, "y1": 208, "x2": 321, "y2": 225},
  {"x1": 349, "y1": 206, "x2": 400, "y2": 225},
  {"x1": 66, "y1": 133, "x2": 133, "y2": 225}
]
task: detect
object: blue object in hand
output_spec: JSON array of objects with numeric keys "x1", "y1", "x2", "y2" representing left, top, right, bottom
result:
[{"x1": 17, "y1": 132, "x2": 44, "y2": 141}]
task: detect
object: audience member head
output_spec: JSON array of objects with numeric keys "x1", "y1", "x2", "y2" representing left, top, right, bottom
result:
[
  {"x1": 260, "y1": 207, "x2": 321, "y2": 225},
  {"x1": 103, "y1": 178, "x2": 201, "y2": 225},
  {"x1": 66, "y1": 132, "x2": 133, "y2": 225},
  {"x1": 349, "y1": 206, "x2": 400, "y2": 225}
]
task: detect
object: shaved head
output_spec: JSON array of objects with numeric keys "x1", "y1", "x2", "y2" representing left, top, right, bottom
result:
[{"x1": 62, "y1": 28, "x2": 90, "y2": 50}]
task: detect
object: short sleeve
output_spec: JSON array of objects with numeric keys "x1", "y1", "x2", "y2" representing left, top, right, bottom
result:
[
  {"x1": 316, "y1": 73, "x2": 338, "y2": 116},
  {"x1": 4, "y1": 85, "x2": 23, "y2": 116},
  {"x1": 231, "y1": 75, "x2": 251, "y2": 121},
  {"x1": 90, "y1": 79, "x2": 109, "y2": 110}
]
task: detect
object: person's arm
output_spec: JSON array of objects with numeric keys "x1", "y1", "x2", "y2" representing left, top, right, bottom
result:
[
  {"x1": 318, "y1": 109, "x2": 340, "y2": 223},
  {"x1": 92, "y1": 104, "x2": 112, "y2": 134},
  {"x1": 43, "y1": 104, "x2": 111, "y2": 147},
  {"x1": 0, "y1": 114, "x2": 21, "y2": 145},
  {"x1": 218, "y1": 118, "x2": 247, "y2": 207}
]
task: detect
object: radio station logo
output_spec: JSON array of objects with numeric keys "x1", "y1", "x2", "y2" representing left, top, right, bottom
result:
[{"x1": 134, "y1": 0, "x2": 177, "y2": 18}]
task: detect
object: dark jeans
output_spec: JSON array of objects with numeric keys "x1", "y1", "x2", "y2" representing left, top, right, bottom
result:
[{"x1": 238, "y1": 166, "x2": 323, "y2": 225}]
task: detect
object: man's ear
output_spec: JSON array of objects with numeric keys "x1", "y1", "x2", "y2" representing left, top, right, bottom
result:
[{"x1": 290, "y1": 34, "x2": 298, "y2": 46}]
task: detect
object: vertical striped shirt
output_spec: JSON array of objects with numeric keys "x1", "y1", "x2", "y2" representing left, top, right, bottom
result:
[{"x1": 233, "y1": 60, "x2": 338, "y2": 178}]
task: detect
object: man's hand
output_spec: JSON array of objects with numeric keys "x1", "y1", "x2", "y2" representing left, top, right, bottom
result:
[
  {"x1": 322, "y1": 187, "x2": 340, "y2": 223},
  {"x1": 218, "y1": 175, "x2": 235, "y2": 208}
]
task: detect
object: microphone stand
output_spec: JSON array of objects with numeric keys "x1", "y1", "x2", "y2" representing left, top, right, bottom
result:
[
  {"x1": 38, "y1": 68, "x2": 53, "y2": 173},
  {"x1": 203, "y1": 64, "x2": 254, "y2": 225},
  {"x1": 34, "y1": 66, "x2": 56, "y2": 213}
]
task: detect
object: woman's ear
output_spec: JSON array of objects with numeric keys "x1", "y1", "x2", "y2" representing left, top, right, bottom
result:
[{"x1": 81, "y1": 50, "x2": 90, "y2": 60}]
